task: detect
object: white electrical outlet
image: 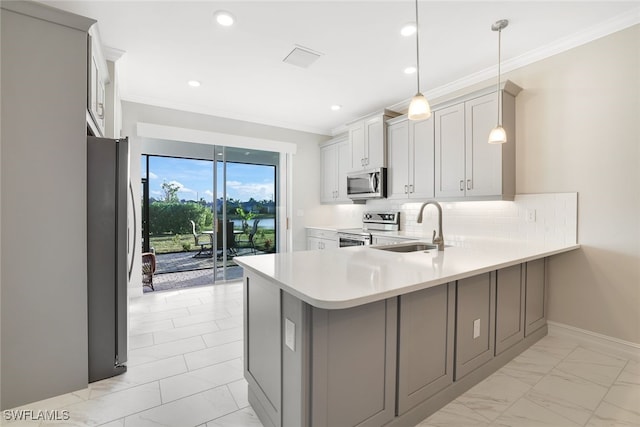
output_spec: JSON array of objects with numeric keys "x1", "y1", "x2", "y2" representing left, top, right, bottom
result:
[
  {"x1": 473, "y1": 319, "x2": 481, "y2": 339},
  {"x1": 526, "y1": 209, "x2": 537, "y2": 223},
  {"x1": 285, "y1": 318, "x2": 295, "y2": 351}
]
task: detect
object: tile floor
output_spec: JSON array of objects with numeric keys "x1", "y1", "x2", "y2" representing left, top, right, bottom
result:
[{"x1": 5, "y1": 282, "x2": 639, "y2": 427}]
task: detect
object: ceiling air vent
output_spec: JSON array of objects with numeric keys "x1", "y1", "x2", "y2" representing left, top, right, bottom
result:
[{"x1": 282, "y1": 45, "x2": 323, "y2": 68}]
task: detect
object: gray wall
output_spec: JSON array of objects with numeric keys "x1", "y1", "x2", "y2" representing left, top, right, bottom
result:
[
  {"x1": 121, "y1": 101, "x2": 330, "y2": 295},
  {"x1": 508, "y1": 25, "x2": 639, "y2": 344},
  {"x1": 0, "y1": 4, "x2": 93, "y2": 409}
]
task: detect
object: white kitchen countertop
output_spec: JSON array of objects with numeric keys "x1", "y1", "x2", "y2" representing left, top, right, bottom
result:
[{"x1": 235, "y1": 239, "x2": 580, "y2": 310}]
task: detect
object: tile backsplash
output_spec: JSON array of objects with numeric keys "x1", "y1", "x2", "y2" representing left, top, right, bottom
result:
[{"x1": 366, "y1": 193, "x2": 578, "y2": 245}]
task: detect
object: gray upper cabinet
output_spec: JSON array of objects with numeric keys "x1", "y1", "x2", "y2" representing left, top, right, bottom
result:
[
  {"x1": 320, "y1": 135, "x2": 350, "y2": 203},
  {"x1": 455, "y1": 272, "x2": 496, "y2": 380},
  {"x1": 387, "y1": 116, "x2": 435, "y2": 200},
  {"x1": 348, "y1": 110, "x2": 399, "y2": 171},
  {"x1": 435, "y1": 82, "x2": 521, "y2": 201},
  {"x1": 525, "y1": 258, "x2": 547, "y2": 336},
  {"x1": 495, "y1": 264, "x2": 525, "y2": 355},
  {"x1": 87, "y1": 25, "x2": 110, "y2": 137}
]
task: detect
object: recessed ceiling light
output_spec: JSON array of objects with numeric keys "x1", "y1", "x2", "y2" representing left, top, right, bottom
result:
[
  {"x1": 330, "y1": 105, "x2": 342, "y2": 111},
  {"x1": 404, "y1": 66, "x2": 417, "y2": 74},
  {"x1": 187, "y1": 80, "x2": 201, "y2": 87},
  {"x1": 214, "y1": 10, "x2": 235, "y2": 27},
  {"x1": 401, "y1": 22, "x2": 416, "y2": 37}
]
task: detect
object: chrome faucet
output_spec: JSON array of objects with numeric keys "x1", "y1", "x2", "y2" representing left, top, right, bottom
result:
[{"x1": 417, "y1": 200, "x2": 445, "y2": 251}]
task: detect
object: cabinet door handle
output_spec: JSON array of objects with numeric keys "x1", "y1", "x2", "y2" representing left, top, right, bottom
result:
[
  {"x1": 459, "y1": 180, "x2": 464, "y2": 191},
  {"x1": 97, "y1": 102, "x2": 104, "y2": 119},
  {"x1": 409, "y1": 184, "x2": 414, "y2": 193},
  {"x1": 404, "y1": 185, "x2": 408, "y2": 194},
  {"x1": 467, "y1": 179, "x2": 472, "y2": 190}
]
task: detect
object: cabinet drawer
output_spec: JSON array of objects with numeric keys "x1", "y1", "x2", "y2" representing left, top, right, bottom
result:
[{"x1": 306, "y1": 228, "x2": 337, "y2": 240}]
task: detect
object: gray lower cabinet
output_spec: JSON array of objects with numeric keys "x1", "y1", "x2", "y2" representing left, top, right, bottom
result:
[
  {"x1": 244, "y1": 259, "x2": 549, "y2": 427},
  {"x1": 455, "y1": 272, "x2": 496, "y2": 380},
  {"x1": 525, "y1": 258, "x2": 547, "y2": 336},
  {"x1": 397, "y1": 284, "x2": 455, "y2": 415},
  {"x1": 495, "y1": 265, "x2": 525, "y2": 355},
  {"x1": 311, "y1": 299, "x2": 398, "y2": 427},
  {"x1": 244, "y1": 274, "x2": 282, "y2": 427}
]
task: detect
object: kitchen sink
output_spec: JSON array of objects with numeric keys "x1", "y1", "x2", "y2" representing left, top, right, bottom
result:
[{"x1": 372, "y1": 242, "x2": 439, "y2": 253}]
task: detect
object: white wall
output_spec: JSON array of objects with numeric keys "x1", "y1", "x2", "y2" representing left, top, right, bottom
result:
[{"x1": 120, "y1": 101, "x2": 330, "y2": 295}]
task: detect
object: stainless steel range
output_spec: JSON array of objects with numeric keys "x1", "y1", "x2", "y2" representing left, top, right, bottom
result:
[{"x1": 337, "y1": 211, "x2": 400, "y2": 247}]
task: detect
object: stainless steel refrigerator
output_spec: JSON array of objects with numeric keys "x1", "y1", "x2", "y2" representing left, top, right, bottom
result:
[{"x1": 87, "y1": 136, "x2": 131, "y2": 382}]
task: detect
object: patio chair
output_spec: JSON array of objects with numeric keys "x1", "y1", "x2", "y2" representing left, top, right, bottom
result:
[
  {"x1": 216, "y1": 219, "x2": 237, "y2": 259},
  {"x1": 141, "y1": 252, "x2": 156, "y2": 291},
  {"x1": 237, "y1": 219, "x2": 260, "y2": 254},
  {"x1": 190, "y1": 220, "x2": 213, "y2": 258}
]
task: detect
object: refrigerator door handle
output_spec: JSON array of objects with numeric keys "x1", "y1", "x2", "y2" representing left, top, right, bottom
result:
[{"x1": 128, "y1": 180, "x2": 137, "y2": 281}]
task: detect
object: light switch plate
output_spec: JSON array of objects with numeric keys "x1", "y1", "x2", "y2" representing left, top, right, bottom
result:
[
  {"x1": 473, "y1": 319, "x2": 481, "y2": 339},
  {"x1": 285, "y1": 318, "x2": 295, "y2": 351}
]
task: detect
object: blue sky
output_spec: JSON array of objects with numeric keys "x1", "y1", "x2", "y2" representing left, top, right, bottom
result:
[{"x1": 144, "y1": 156, "x2": 275, "y2": 202}]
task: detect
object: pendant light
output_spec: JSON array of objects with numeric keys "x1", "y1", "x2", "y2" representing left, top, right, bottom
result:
[
  {"x1": 408, "y1": 0, "x2": 431, "y2": 120},
  {"x1": 488, "y1": 19, "x2": 508, "y2": 144}
]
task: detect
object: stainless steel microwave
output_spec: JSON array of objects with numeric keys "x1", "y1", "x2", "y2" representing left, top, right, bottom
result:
[{"x1": 347, "y1": 168, "x2": 387, "y2": 200}]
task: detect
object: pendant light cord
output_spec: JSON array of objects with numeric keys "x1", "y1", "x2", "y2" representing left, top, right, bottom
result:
[
  {"x1": 415, "y1": 0, "x2": 421, "y2": 93},
  {"x1": 496, "y1": 27, "x2": 502, "y2": 126}
]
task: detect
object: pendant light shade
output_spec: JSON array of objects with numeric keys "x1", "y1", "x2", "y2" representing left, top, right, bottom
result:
[
  {"x1": 488, "y1": 126, "x2": 507, "y2": 144},
  {"x1": 408, "y1": 0, "x2": 431, "y2": 120},
  {"x1": 488, "y1": 19, "x2": 508, "y2": 144},
  {"x1": 408, "y1": 93, "x2": 431, "y2": 120}
]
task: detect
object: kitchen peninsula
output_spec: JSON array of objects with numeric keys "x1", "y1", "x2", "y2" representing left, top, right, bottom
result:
[{"x1": 235, "y1": 239, "x2": 579, "y2": 427}]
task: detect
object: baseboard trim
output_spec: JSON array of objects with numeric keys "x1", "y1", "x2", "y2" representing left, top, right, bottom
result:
[{"x1": 547, "y1": 321, "x2": 640, "y2": 361}]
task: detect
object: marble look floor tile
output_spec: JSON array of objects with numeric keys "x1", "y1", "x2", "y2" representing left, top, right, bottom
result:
[
  {"x1": 41, "y1": 382, "x2": 161, "y2": 427},
  {"x1": 123, "y1": 385, "x2": 238, "y2": 427},
  {"x1": 129, "y1": 333, "x2": 155, "y2": 350},
  {"x1": 491, "y1": 397, "x2": 581, "y2": 427},
  {"x1": 586, "y1": 401, "x2": 640, "y2": 427},
  {"x1": 88, "y1": 356, "x2": 188, "y2": 399},
  {"x1": 128, "y1": 336, "x2": 206, "y2": 366},
  {"x1": 129, "y1": 307, "x2": 191, "y2": 324},
  {"x1": 215, "y1": 316, "x2": 243, "y2": 331},
  {"x1": 602, "y1": 382, "x2": 640, "y2": 415},
  {"x1": 129, "y1": 318, "x2": 175, "y2": 336},
  {"x1": 11, "y1": 389, "x2": 87, "y2": 413},
  {"x1": 530, "y1": 335, "x2": 579, "y2": 360},
  {"x1": 144, "y1": 300, "x2": 204, "y2": 315},
  {"x1": 152, "y1": 321, "x2": 221, "y2": 345},
  {"x1": 97, "y1": 419, "x2": 125, "y2": 426},
  {"x1": 202, "y1": 327, "x2": 243, "y2": 348},
  {"x1": 171, "y1": 309, "x2": 232, "y2": 328},
  {"x1": 617, "y1": 359, "x2": 640, "y2": 386},
  {"x1": 159, "y1": 358, "x2": 244, "y2": 403},
  {"x1": 206, "y1": 406, "x2": 263, "y2": 427},
  {"x1": 226, "y1": 379, "x2": 249, "y2": 409},
  {"x1": 417, "y1": 400, "x2": 490, "y2": 426},
  {"x1": 184, "y1": 341, "x2": 244, "y2": 371},
  {"x1": 456, "y1": 372, "x2": 531, "y2": 421},
  {"x1": 499, "y1": 346, "x2": 563, "y2": 386},
  {"x1": 526, "y1": 368, "x2": 609, "y2": 425},
  {"x1": 555, "y1": 347, "x2": 627, "y2": 387}
]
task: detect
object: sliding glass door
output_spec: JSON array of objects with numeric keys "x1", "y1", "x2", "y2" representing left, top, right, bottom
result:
[{"x1": 140, "y1": 143, "x2": 279, "y2": 289}]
